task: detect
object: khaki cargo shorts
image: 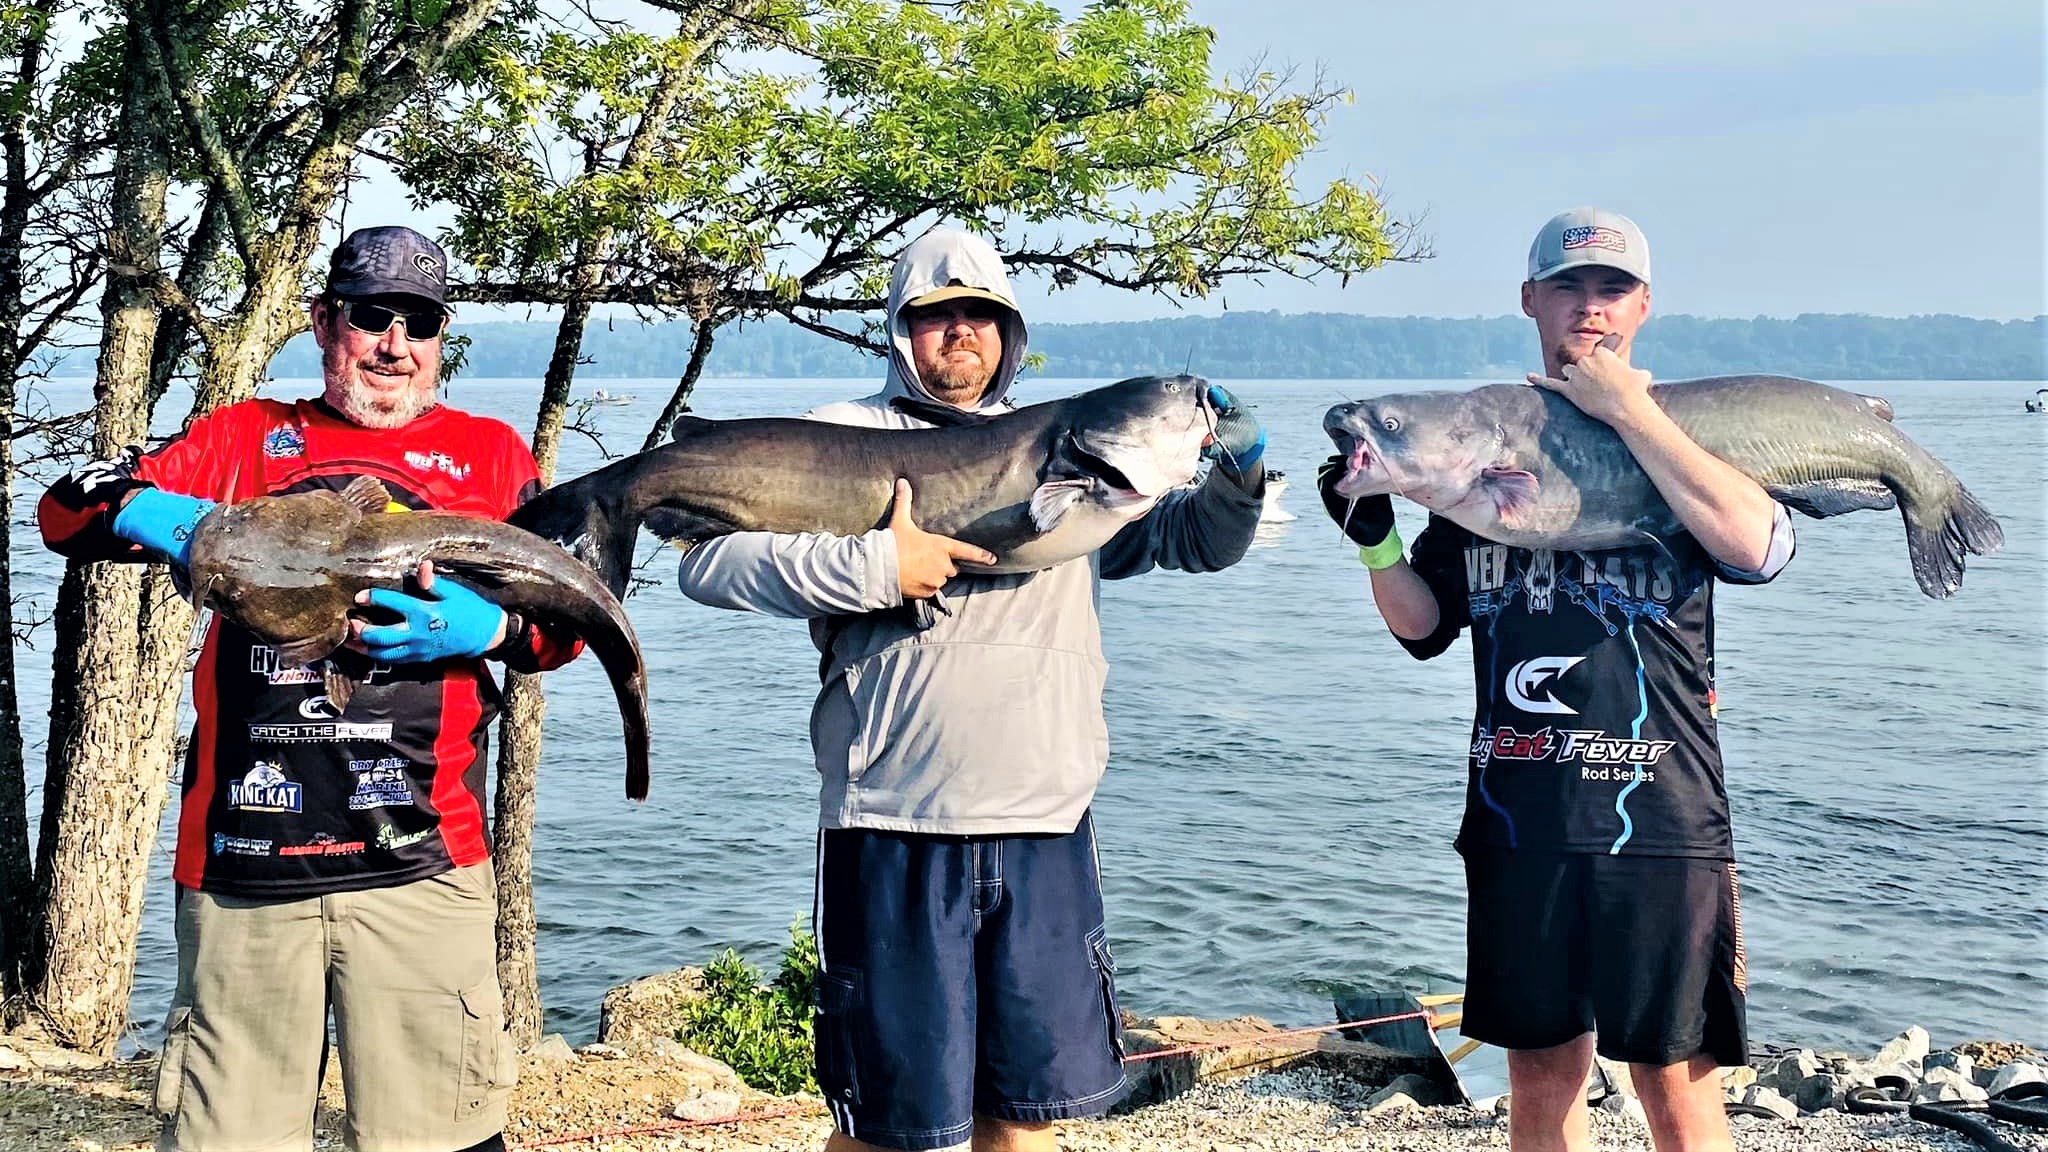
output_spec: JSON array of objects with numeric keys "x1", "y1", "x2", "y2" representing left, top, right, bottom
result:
[{"x1": 154, "y1": 862, "x2": 516, "y2": 1152}]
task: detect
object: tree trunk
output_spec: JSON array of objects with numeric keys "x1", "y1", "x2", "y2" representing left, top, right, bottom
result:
[
  {"x1": 0, "y1": 0, "x2": 58, "y2": 1001},
  {"x1": 494, "y1": 293, "x2": 593, "y2": 1047},
  {"x1": 25, "y1": 23, "x2": 173, "y2": 1051},
  {"x1": 641, "y1": 319, "x2": 721, "y2": 453}
]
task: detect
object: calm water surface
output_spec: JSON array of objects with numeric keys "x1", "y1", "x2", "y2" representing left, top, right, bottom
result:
[{"x1": 11, "y1": 376, "x2": 2042, "y2": 1084}]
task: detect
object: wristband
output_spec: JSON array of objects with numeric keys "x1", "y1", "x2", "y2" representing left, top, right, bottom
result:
[{"x1": 1357, "y1": 530, "x2": 1405, "y2": 571}]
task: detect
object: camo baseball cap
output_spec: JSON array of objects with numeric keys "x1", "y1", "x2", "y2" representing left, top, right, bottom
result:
[
  {"x1": 326, "y1": 225, "x2": 448, "y2": 308},
  {"x1": 1527, "y1": 207, "x2": 1651, "y2": 286}
]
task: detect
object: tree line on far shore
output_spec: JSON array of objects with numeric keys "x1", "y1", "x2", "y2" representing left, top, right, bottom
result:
[{"x1": 194, "y1": 310, "x2": 2047, "y2": 382}]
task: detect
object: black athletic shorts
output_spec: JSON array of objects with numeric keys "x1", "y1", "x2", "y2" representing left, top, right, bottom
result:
[{"x1": 1459, "y1": 850, "x2": 1748, "y2": 1067}]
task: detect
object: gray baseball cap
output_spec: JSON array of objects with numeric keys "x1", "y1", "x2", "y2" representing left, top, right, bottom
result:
[
  {"x1": 1527, "y1": 207, "x2": 1650, "y2": 286},
  {"x1": 326, "y1": 225, "x2": 449, "y2": 307}
]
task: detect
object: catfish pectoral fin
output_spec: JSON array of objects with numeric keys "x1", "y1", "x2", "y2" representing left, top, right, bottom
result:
[
  {"x1": 275, "y1": 624, "x2": 348, "y2": 670},
  {"x1": 322, "y1": 663, "x2": 361, "y2": 714}
]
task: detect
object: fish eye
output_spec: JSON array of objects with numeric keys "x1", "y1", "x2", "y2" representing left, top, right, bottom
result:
[
  {"x1": 1165, "y1": 381, "x2": 1181, "y2": 393},
  {"x1": 1381, "y1": 415, "x2": 1401, "y2": 433}
]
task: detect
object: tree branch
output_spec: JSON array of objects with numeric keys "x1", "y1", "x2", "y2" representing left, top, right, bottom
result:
[{"x1": 136, "y1": 0, "x2": 260, "y2": 271}]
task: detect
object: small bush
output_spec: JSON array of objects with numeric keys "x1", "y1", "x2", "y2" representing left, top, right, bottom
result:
[{"x1": 676, "y1": 919, "x2": 819, "y2": 1094}]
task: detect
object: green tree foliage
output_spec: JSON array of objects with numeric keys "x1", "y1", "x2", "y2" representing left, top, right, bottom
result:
[{"x1": 675, "y1": 920, "x2": 821, "y2": 1095}]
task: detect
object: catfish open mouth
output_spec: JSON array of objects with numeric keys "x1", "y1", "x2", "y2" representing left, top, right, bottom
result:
[
  {"x1": 1068, "y1": 436, "x2": 1140, "y2": 496},
  {"x1": 1324, "y1": 427, "x2": 1376, "y2": 494}
]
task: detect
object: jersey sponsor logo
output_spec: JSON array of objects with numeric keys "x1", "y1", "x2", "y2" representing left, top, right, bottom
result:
[
  {"x1": 1464, "y1": 543, "x2": 1511, "y2": 593},
  {"x1": 248, "y1": 720, "x2": 394, "y2": 743},
  {"x1": 348, "y1": 757, "x2": 415, "y2": 811},
  {"x1": 1523, "y1": 548, "x2": 1558, "y2": 613},
  {"x1": 72, "y1": 452, "x2": 137, "y2": 495},
  {"x1": 376, "y1": 824, "x2": 434, "y2": 851},
  {"x1": 279, "y1": 833, "x2": 366, "y2": 857},
  {"x1": 1479, "y1": 726, "x2": 1677, "y2": 766},
  {"x1": 210, "y1": 833, "x2": 273, "y2": 857},
  {"x1": 227, "y1": 761, "x2": 303, "y2": 812},
  {"x1": 249, "y1": 646, "x2": 320, "y2": 684},
  {"x1": 404, "y1": 449, "x2": 470, "y2": 482},
  {"x1": 262, "y1": 425, "x2": 306, "y2": 459},
  {"x1": 299, "y1": 695, "x2": 340, "y2": 719},
  {"x1": 1506, "y1": 656, "x2": 1586, "y2": 715}
]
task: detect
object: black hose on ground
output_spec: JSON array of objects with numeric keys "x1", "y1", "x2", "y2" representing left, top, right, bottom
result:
[
  {"x1": 1987, "y1": 1080, "x2": 2048, "y2": 1129},
  {"x1": 1906, "y1": 1101, "x2": 2029, "y2": 1152}
]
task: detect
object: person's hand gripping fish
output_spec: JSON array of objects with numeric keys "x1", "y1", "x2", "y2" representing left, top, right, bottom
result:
[{"x1": 886, "y1": 478, "x2": 998, "y2": 600}]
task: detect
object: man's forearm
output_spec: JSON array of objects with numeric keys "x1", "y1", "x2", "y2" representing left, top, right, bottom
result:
[
  {"x1": 1610, "y1": 399, "x2": 1777, "y2": 572},
  {"x1": 1369, "y1": 560, "x2": 1441, "y2": 641}
]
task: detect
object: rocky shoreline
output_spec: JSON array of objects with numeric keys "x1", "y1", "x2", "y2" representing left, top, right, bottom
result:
[{"x1": 2, "y1": 986, "x2": 2041, "y2": 1151}]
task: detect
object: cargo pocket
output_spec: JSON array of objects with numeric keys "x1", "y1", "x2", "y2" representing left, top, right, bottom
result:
[
  {"x1": 153, "y1": 1006, "x2": 194, "y2": 1117},
  {"x1": 812, "y1": 968, "x2": 863, "y2": 1109},
  {"x1": 1086, "y1": 926, "x2": 1125, "y2": 1060},
  {"x1": 456, "y1": 979, "x2": 518, "y2": 1121}
]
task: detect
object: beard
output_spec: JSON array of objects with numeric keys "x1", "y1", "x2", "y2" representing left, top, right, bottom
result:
[
  {"x1": 325, "y1": 347, "x2": 439, "y2": 429},
  {"x1": 923, "y1": 343, "x2": 995, "y2": 402}
]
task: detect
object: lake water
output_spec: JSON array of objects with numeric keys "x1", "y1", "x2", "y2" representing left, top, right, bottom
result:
[{"x1": 8, "y1": 375, "x2": 2044, "y2": 1092}]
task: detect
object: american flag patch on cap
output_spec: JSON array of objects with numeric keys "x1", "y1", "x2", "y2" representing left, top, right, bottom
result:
[{"x1": 1562, "y1": 225, "x2": 1627, "y2": 253}]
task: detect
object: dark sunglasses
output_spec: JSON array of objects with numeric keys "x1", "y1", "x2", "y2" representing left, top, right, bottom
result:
[{"x1": 335, "y1": 299, "x2": 448, "y2": 340}]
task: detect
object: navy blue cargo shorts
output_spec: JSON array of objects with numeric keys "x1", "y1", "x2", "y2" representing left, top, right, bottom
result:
[{"x1": 811, "y1": 809, "x2": 1129, "y2": 1150}]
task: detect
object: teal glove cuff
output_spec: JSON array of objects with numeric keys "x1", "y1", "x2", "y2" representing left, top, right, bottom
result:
[
  {"x1": 111, "y1": 488, "x2": 217, "y2": 568},
  {"x1": 1358, "y1": 530, "x2": 1405, "y2": 571}
]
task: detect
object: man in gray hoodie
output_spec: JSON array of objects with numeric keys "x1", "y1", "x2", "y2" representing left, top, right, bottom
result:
[{"x1": 674, "y1": 226, "x2": 1267, "y2": 1152}]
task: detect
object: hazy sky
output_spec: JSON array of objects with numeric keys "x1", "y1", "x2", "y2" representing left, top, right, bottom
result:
[{"x1": 360, "y1": 0, "x2": 2045, "y2": 323}]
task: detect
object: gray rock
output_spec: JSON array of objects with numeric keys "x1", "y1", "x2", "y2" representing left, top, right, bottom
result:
[
  {"x1": 1910, "y1": 1077, "x2": 1989, "y2": 1105},
  {"x1": 26, "y1": 1046, "x2": 106, "y2": 1071},
  {"x1": 671, "y1": 1089, "x2": 742, "y2": 1122},
  {"x1": 529, "y1": 1033, "x2": 575, "y2": 1063},
  {"x1": 1857, "y1": 1061, "x2": 1917, "y2": 1088},
  {"x1": 1365, "y1": 1090, "x2": 1420, "y2": 1115},
  {"x1": 573, "y1": 1042, "x2": 627, "y2": 1060},
  {"x1": 1740, "y1": 1085, "x2": 1800, "y2": 1121},
  {"x1": 1366, "y1": 1073, "x2": 1448, "y2": 1109},
  {"x1": 1924, "y1": 1051, "x2": 1974, "y2": 1080},
  {"x1": 1722, "y1": 1064, "x2": 1758, "y2": 1093},
  {"x1": 1774, "y1": 1050, "x2": 1823, "y2": 1090},
  {"x1": 598, "y1": 966, "x2": 706, "y2": 1047},
  {"x1": 0, "y1": 1045, "x2": 27, "y2": 1072},
  {"x1": 1987, "y1": 1062, "x2": 2048, "y2": 1098},
  {"x1": 1872, "y1": 1026, "x2": 1931, "y2": 1069},
  {"x1": 1599, "y1": 1094, "x2": 1647, "y2": 1124},
  {"x1": 1796, "y1": 1072, "x2": 1851, "y2": 1113}
]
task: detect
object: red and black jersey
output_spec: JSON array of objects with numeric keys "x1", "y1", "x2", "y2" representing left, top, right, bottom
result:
[{"x1": 40, "y1": 397, "x2": 581, "y2": 898}]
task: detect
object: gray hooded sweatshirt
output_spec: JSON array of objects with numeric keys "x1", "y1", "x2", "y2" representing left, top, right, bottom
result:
[{"x1": 674, "y1": 227, "x2": 1261, "y2": 835}]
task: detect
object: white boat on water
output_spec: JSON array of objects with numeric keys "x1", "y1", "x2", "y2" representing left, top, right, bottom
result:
[
  {"x1": 590, "y1": 388, "x2": 637, "y2": 406},
  {"x1": 1259, "y1": 468, "x2": 1295, "y2": 522},
  {"x1": 2026, "y1": 388, "x2": 2047, "y2": 413}
]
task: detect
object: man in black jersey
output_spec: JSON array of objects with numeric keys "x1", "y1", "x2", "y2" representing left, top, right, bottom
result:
[{"x1": 1320, "y1": 208, "x2": 1797, "y2": 1152}]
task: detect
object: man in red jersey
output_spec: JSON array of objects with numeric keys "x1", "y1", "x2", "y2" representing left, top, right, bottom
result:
[{"x1": 42, "y1": 226, "x2": 582, "y2": 1152}]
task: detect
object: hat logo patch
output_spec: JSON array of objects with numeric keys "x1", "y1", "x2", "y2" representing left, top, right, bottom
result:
[
  {"x1": 1561, "y1": 225, "x2": 1626, "y2": 254},
  {"x1": 413, "y1": 252, "x2": 440, "y2": 276}
]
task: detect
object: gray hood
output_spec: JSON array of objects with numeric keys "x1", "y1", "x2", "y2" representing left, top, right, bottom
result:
[{"x1": 883, "y1": 227, "x2": 1029, "y2": 411}]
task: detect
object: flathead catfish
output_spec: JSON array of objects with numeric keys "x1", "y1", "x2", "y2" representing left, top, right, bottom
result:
[
  {"x1": 1324, "y1": 375, "x2": 2004, "y2": 598},
  {"x1": 509, "y1": 374, "x2": 1219, "y2": 597},
  {"x1": 185, "y1": 476, "x2": 652, "y2": 799}
]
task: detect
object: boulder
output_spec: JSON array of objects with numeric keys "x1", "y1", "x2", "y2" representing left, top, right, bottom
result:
[
  {"x1": 598, "y1": 967, "x2": 706, "y2": 1048},
  {"x1": 1368, "y1": 1073, "x2": 1452, "y2": 1109},
  {"x1": 1795, "y1": 1072, "x2": 1852, "y2": 1113},
  {"x1": 1721, "y1": 1064, "x2": 1758, "y2": 1094},
  {"x1": 1773, "y1": 1050, "x2": 1822, "y2": 1092},
  {"x1": 1872, "y1": 1026, "x2": 1930, "y2": 1068},
  {"x1": 1910, "y1": 1076, "x2": 1989, "y2": 1105},
  {"x1": 1739, "y1": 1085, "x2": 1799, "y2": 1121},
  {"x1": 1987, "y1": 1062, "x2": 2048, "y2": 1098},
  {"x1": 528, "y1": 1033, "x2": 576, "y2": 1063},
  {"x1": 1924, "y1": 1051, "x2": 1973, "y2": 1080},
  {"x1": 672, "y1": 1089, "x2": 743, "y2": 1122},
  {"x1": 1599, "y1": 1094, "x2": 1647, "y2": 1124}
]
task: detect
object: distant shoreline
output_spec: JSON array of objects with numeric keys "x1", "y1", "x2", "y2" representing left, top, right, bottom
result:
[{"x1": 39, "y1": 311, "x2": 2048, "y2": 382}]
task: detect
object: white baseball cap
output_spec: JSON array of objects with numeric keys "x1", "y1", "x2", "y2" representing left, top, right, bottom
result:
[{"x1": 1527, "y1": 207, "x2": 1651, "y2": 286}]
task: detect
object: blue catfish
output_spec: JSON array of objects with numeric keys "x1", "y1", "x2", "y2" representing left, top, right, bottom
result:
[
  {"x1": 510, "y1": 374, "x2": 1220, "y2": 597},
  {"x1": 1323, "y1": 375, "x2": 2002, "y2": 598}
]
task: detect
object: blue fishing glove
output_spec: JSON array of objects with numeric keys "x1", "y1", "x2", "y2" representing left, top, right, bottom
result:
[
  {"x1": 1202, "y1": 384, "x2": 1265, "y2": 474},
  {"x1": 111, "y1": 487, "x2": 217, "y2": 569},
  {"x1": 358, "y1": 578, "x2": 506, "y2": 664}
]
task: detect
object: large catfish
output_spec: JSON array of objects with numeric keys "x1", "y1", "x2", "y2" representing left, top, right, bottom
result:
[
  {"x1": 1323, "y1": 375, "x2": 2003, "y2": 599},
  {"x1": 509, "y1": 374, "x2": 1220, "y2": 597},
  {"x1": 185, "y1": 476, "x2": 652, "y2": 799}
]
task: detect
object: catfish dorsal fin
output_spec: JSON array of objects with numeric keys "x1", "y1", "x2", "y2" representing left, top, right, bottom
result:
[
  {"x1": 338, "y1": 475, "x2": 393, "y2": 517},
  {"x1": 889, "y1": 396, "x2": 994, "y2": 427},
  {"x1": 669, "y1": 415, "x2": 715, "y2": 443}
]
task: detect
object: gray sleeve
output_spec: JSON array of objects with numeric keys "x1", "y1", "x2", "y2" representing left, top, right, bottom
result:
[
  {"x1": 1712, "y1": 502, "x2": 1797, "y2": 585},
  {"x1": 1098, "y1": 468, "x2": 1264, "y2": 581},
  {"x1": 673, "y1": 529, "x2": 903, "y2": 618}
]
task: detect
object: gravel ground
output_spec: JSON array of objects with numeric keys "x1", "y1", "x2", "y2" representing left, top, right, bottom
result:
[{"x1": 9, "y1": 1053, "x2": 2043, "y2": 1152}]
